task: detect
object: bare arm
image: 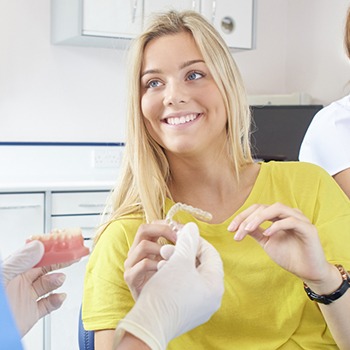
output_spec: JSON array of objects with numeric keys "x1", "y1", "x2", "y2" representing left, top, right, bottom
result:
[
  {"x1": 307, "y1": 265, "x2": 350, "y2": 350},
  {"x1": 95, "y1": 330, "x2": 115, "y2": 350},
  {"x1": 116, "y1": 333, "x2": 150, "y2": 350},
  {"x1": 231, "y1": 202, "x2": 350, "y2": 349},
  {"x1": 95, "y1": 329, "x2": 150, "y2": 350},
  {"x1": 333, "y1": 168, "x2": 350, "y2": 199}
]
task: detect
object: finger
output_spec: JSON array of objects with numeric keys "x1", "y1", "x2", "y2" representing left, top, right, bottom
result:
[
  {"x1": 248, "y1": 203, "x2": 309, "y2": 231},
  {"x1": 234, "y1": 203, "x2": 309, "y2": 241},
  {"x1": 157, "y1": 259, "x2": 167, "y2": 270},
  {"x1": 40, "y1": 258, "x2": 81, "y2": 274},
  {"x1": 124, "y1": 258, "x2": 159, "y2": 291},
  {"x1": 231, "y1": 204, "x2": 267, "y2": 240},
  {"x1": 228, "y1": 204, "x2": 262, "y2": 231},
  {"x1": 263, "y1": 216, "x2": 315, "y2": 238},
  {"x1": 32, "y1": 273, "x2": 66, "y2": 298},
  {"x1": 156, "y1": 223, "x2": 200, "y2": 271},
  {"x1": 196, "y1": 238, "x2": 225, "y2": 310},
  {"x1": 37, "y1": 293, "x2": 67, "y2": 319},
  {"x1": 171, "y1": 222, "x2": 200, "y2": 264},
  {"x1": 158, "y1": 235, "x2": 176, "y2": 270},
  {"x1": 22, "y1": 258, "x2": 80, "y2": 286},
  {"x1": 2, "y1": 241, "x2": 45, "y2": 284},
  {"x1": 125, "y1": 240, "x2": 163, "y2": 269},
  {"x1": 130, "y1": 223, "x2": 177, "y2": 250},
  {"x1": 160, "y1": 244, "x2": 175, "y2": 260},
  {"x1": 197, "y1": 238, "x2": 224, "y2": 284}
]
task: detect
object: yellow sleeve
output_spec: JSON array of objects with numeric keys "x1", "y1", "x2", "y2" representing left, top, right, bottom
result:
[
  {"x1": 306, "y1": 163, "x2": 350, "y2": 268},
  {"x1": 82, "y1": 217, "x2": 143, "y2": 331}
]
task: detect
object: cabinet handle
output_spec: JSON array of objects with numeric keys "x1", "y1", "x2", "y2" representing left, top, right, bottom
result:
[
  {"x1": 132, "y1": 0, "x2": 139, "y2": 23},
  {"x1": 221, "y1": 16, "x2": 235, "y2": 34},
  {"x1": 0, "y1": 204, "x2": 41, "y2": 210},
  {"x1": 78, "y1": 204, "x2": 105, "y2": 208}
]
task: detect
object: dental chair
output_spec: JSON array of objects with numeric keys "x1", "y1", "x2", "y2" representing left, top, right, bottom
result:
[{"x1": 78, "y1": 306, "x2": 95, "y2": 350}]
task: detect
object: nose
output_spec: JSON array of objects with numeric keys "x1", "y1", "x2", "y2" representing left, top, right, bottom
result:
[{"x1": 163, "y1": 81, "x2": 188, "y2": 106}]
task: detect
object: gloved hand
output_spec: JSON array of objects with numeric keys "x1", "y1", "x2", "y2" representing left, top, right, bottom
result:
[
  {"x1": 2, "y1": 241, "x2": 67, "y2": 336},
  {"x1": 114, "y1": 222, "x2": 225, "y2": 350}
]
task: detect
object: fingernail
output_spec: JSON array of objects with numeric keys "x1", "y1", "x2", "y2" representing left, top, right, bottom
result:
[
  {"x1": 56, "y1": 274, "x2": 66, "y2": 285},
  {"x1": 263, "y1": 228, "x2": 271, "y2": 236},
  {"x1": 245, "y1": 222, "x2": 254, "y2": 231},
  {"x1": 228, "y1": 221, "x2": 238, "y2": 232},
  {"x1": 58, "y1": 293, "x2": 67, "y2": 303},
  {"x1": 233, "y1": 232, "x2": 242, "y2": 241}
]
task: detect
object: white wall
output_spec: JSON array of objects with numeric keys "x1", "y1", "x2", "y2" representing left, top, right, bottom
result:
[
  {"x1": 285, "y1": 0, "x2": 350, "y2": 104},
  {"x1": 1, "y1": 0, "x2": 350, "y2": 143},
  {"x1": 1, "y1": 0, "x2": 127, "y2": 143},
  {"x1": 234, "y1": 0, "x2": 350, "y2": 105}
]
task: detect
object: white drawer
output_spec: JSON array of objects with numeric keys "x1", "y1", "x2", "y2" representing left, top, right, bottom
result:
[{"x1": 51, "y1": 191, "x2": 110, "y2": 215}]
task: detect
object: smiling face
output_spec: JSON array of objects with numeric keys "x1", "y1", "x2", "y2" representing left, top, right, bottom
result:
[{"x1": 140, "y1": 31, "x2": 227, "y2": 158}]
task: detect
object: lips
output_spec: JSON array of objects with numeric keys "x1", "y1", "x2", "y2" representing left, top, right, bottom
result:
[{"x1": 164, "y1": 113, "x2": 200, "y2": 125}]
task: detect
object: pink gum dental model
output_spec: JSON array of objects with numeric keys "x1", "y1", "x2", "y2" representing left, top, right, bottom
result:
[{"x1": 26, "y1": 228, "x2": 90, "y2": 267}]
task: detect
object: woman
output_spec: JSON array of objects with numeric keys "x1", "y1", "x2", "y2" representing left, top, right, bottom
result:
[
  {"x1": 83, "y1": 10, "x2": 350, "y2": 349},
  {"x1": 299, "y1": 7, "x2": 350, "y2": 198}
]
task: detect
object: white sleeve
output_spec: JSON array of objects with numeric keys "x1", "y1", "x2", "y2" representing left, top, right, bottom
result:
[{"x1": 299, "y1": 98, "x2": 350, "y2": 176}]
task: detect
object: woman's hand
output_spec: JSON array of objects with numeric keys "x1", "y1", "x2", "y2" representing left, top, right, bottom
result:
[
  {"x1": 228, "y1": 202, "x2": 330, "y2": 285},
  {"x1": 115, "y1": 222, "x2": 224, "y2": 350},
  {"x1": 124, "y1": 221, "x2": 177, "y2": 300}
]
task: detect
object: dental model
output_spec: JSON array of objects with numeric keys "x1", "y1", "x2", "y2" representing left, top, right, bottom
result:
[
  {"x1": 26, "y1": 228, "x2": 90, "y2": 267},
  {"x1": 165, "y1": 202, "x2": 212, "y2": 231},
  {"x1": 158, "y1": 202, "x2": 213, "y2": 245}
]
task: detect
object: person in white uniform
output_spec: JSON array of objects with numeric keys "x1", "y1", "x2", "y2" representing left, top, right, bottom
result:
[{"x1": 299, "y1": 7, "x2": 350, "y2": 198}]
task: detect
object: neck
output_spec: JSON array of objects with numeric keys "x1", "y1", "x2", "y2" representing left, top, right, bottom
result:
[{"x1": 167, "y1": 154, "x2": 259, "y2": 224}]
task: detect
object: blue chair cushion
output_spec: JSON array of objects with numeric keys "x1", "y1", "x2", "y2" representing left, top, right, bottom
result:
[{"x1": 78, "y1": 305, "x2": 95, "y2": 350}]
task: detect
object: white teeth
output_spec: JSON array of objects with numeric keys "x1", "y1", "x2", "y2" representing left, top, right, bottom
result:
[{"x1": 166, "y1": 113, "x2": 198, "y2": 125}]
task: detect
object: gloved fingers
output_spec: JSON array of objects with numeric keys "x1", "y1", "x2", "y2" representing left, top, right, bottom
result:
[
  {"x1": 160, "y1": 244, "x2": 175, "y2": 260},
  {"x1": 32, "y1": 273, "x2": 66, "y2": 298},
  {"x1": 157, "y1": 259, "x2": 167, "y2": 270},
  {"x1": 171, "y1": 222, "x2": 200, "y2": 263},
  {"x1": 197, "y1": 237, "x2": 224, "y2": 289},
  {"x1": 157, "y1": 223, "x2": 199, "y2": 270},
  {"x1": 158, "y1": 244, "x2": 175, "y2": 269},
  {"x1": 40, "y1": 258, "x2": 80, "y2": 274},
  {"x1": 37, "y1": 292, "x2": 67, "y2": 319},
  {"x1": 2, "y1": 241, "x2": 45, "y2": 284}
]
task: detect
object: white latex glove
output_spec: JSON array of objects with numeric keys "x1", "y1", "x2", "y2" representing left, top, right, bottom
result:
[
  {"x1": 2, "y1": 241, "x2": 67, "y2": 336},
  {"x1": 114, "y1": 222, "x2": 225, "y2": 350}
]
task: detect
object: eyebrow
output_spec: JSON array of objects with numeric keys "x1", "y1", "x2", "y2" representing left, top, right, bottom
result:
[
  {"x1": 141, "y1": 59, "x2": 205, "y2": 78},
  {"x1": 180, "y1": 59, "x2": 205, "y2": 69}
]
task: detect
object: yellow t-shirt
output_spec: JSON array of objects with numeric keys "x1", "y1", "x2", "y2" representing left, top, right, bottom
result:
[{"x1": 82, "y1": 161, "x2": 350, "y2": 349}]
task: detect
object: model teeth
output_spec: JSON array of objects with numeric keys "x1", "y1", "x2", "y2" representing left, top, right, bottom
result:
[
  {"x1": 28, "y1": 228, "x2": 81, "y2": 242},
  {"x1": 167, "y1": 113, "x2": 198, "y2": 125}
]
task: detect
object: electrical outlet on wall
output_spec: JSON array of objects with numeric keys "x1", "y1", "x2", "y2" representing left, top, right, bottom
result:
[{"x1": 92, "y1": 148, "x2": 121, "y2": 168}]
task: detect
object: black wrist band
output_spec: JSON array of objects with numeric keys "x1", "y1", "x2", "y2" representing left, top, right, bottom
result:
[{"x1": 303, "y1": 265, "x2": 350, "y2": 305}]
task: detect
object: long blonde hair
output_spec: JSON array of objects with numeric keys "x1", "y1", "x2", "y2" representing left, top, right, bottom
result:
[{"x1": 96, "y1": 10, "x2": 253, "y2": 240}]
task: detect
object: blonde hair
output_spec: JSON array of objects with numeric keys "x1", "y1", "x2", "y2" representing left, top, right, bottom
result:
[
  {"x1": 96, "y1": 10, "x2": 253, "y2": 241},
  {"x1": 345, "y1": 7, "x2": 350, "y2": 58}
]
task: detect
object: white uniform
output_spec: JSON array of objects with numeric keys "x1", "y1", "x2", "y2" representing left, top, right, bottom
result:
[{"x1": 299, "y1": 94, "x2": 350, "y2": 175}]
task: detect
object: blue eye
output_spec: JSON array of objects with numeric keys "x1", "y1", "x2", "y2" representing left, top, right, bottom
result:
[
  {"x1": 146, "y1": 80, "x2": 162, "y2": 88},
  {"x1": 187, "y1": 71, "x2": 203, "y2": 81}
]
